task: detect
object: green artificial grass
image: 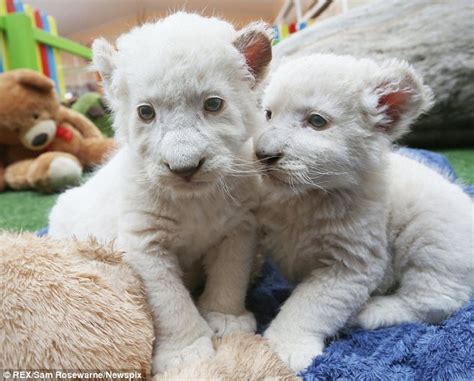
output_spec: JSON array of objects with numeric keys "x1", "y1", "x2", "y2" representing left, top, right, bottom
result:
[
  {"x1": 0, "y1": 191, "x2": 58, "y2": 232},
  {"x1": 0, "y1": 149, "x2": 472, "y2": 232},
  {"x1": 439, "y1": 149, "x2": 474, "y2": 184}
]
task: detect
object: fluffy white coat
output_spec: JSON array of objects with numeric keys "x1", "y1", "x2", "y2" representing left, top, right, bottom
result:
[
  {"x1": 49, "y1": 13, "x2": 272, "y2": 374},
  {"x1": 255, "y1": 54, "x2": 474, "y2": 372}
]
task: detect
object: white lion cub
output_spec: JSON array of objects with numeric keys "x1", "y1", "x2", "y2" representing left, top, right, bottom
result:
[
  {"x1": 49, "y1": 13, "x2": 272, "y2": 373},
  {"x1": 256, "y1": 54, "x2": 473, "y2": 372}
]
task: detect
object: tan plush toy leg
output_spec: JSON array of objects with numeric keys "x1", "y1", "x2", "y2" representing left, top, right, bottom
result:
[
  {"x1": 4, "y1": 158, "x2": 36, "y2": 190},
  {"x1": 5, "y1": 152, "x2": 83, "y2": 192},
  {"x1": 155, "y1": 333, "x2": 298, "y2": 380},
  {"x1": 28, "y1": 152, "x2": 83, "y2": 192}
]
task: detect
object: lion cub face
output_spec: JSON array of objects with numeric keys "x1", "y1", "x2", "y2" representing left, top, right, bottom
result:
[
  {"x1": 255, "y1": 54, "x2": 432, "y2": 195},
  {"x1": 93, "y1": 13, "x2": 271, "y2": 196}
]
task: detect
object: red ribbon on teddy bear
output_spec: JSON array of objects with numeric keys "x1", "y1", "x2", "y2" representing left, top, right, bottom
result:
[{"x1": 55, "y1": 124, "x2": 74, "y2": 142}]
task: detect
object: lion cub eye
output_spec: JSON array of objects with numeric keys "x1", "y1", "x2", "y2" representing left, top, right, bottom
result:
[
  {"x1": 265, "y1": 109, "x2": 272, "y2": 121},
  {"x1": 137, "y1": 103, "x2": 156, "y2": 122},
  {"x1": 308, "y1": 113, "x2": 328, "y2": 130},
  {"x1": 204, "y1": 97, "x2": 224, "y2": 113}
]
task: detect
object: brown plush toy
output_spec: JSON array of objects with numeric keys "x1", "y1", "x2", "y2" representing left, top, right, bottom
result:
[
  {"x1": 0, "y1": 69, "x2": 116, "y2": 193},
  {"x1": 1, "y1": 232, "x2": 297, "y2": 380}
]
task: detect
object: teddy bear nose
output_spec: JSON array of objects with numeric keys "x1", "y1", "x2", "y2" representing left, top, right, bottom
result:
[{"x1": 32, "y1": 133, "x2": 49, "y2": 147}]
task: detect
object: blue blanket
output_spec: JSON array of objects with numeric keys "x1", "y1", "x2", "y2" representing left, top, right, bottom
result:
[
  {"x1": 247, "y1": 148, "x2": 474, "y2": 380},
  {"x1": 248, "y1": 261, "x2": 474, "y2": 380}
]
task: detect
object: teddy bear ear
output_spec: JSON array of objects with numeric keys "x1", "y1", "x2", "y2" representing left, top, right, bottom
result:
[
  {"x1": 14, "y1": 69, "x2": 54, "y2": 93},
  {"x1": 233, "y1": 22, "x2": 273, "y2": 85},
  {"x1": 365, "y1": 59, "x2": 434, "y2": 141}
]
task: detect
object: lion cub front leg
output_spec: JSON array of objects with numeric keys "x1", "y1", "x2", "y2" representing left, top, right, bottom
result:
[
  {"x1": 198, "y1": 220, "x2": 257, "y2": 337},
  {"x1": 119, "y1": 215, "x2": 215, "y2": 375}
]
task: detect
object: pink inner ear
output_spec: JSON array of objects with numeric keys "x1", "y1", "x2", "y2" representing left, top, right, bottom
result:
[
  {"x1": 379, "y1": 91, "x2": 408, "y2": 109},
  {"x1": 378, "y1": 90, "x2": 409, "y2": 129},
  {"x1": 234, "y1": 30, "x2": 272, "y2": 80},
  {"x1": 243, "y1": 36, "x2": 269, "y2": 75}
]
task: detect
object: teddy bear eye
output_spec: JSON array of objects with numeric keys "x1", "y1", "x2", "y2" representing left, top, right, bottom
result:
[
  {"x1": 137, "y1": 104, "x2": 156, "y2": 122},
  {"x1": 204, "y1": 97, "x2": 224, "y2": 113},
  {"x1": 265, "y1": 109, "x2": 272, "y2": 121},
  {"x1": 308, "y1": 113, "x2": 328, "y2": 130},
  {"x1": 33, "y1": 113, "x2": 39, "y2": 119}
]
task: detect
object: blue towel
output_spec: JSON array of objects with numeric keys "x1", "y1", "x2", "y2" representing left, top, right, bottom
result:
[
  {"x1": 247, "y1": 148, "x2": 474, "y2": 380},
  {"x1": 247, "y1": 261, "x2": 474, "y2": 380}
]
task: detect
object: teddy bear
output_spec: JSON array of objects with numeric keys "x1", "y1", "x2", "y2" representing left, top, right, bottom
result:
[
  {"x1": 0, "y1": 232, "x2": 154, "y2": 376},
  {"x1": 0, "y1": 231, "x2": 297, "y2": 380},
  {"x1": 0, "y1": 69, "x2": 116, "y2": 193}
]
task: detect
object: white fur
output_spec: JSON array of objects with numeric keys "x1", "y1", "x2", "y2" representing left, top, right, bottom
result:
[
  {"x1": 49, "y1": 13, "x2": 271, "y2": 374},
  {"x1": 256, "y1": 54, "x2": 474, "y2": 372}
]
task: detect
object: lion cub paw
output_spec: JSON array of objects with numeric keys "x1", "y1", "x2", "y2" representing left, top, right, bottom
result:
[{"x1": 203, "y1": 310, "x2": 257, "y2": 337}]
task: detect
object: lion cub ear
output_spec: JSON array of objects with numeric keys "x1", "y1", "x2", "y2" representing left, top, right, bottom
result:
[
  {"x1": 234, "y1": 22, "x2": 273, "y2": 85},
  {"x1": 365, "y1": 59, "x2": 434, "y2": 141},
  {"x1": 92, "y1": 38, "x2": 117, "y2": 84},
  {"x1": 92, "y1": 38, "x2": 127, "y2": 111},
  {"x1": 91, "y1": 38, "x2": 124, "y2": 107}
]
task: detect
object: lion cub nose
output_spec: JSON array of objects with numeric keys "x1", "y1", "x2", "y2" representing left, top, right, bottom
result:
[
  {"x1": 167, "y1": 159, "x2": 205, "y2": 179},
  {"x1": 256, "y1": 151, "x2": 283, "y2": 166}
]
